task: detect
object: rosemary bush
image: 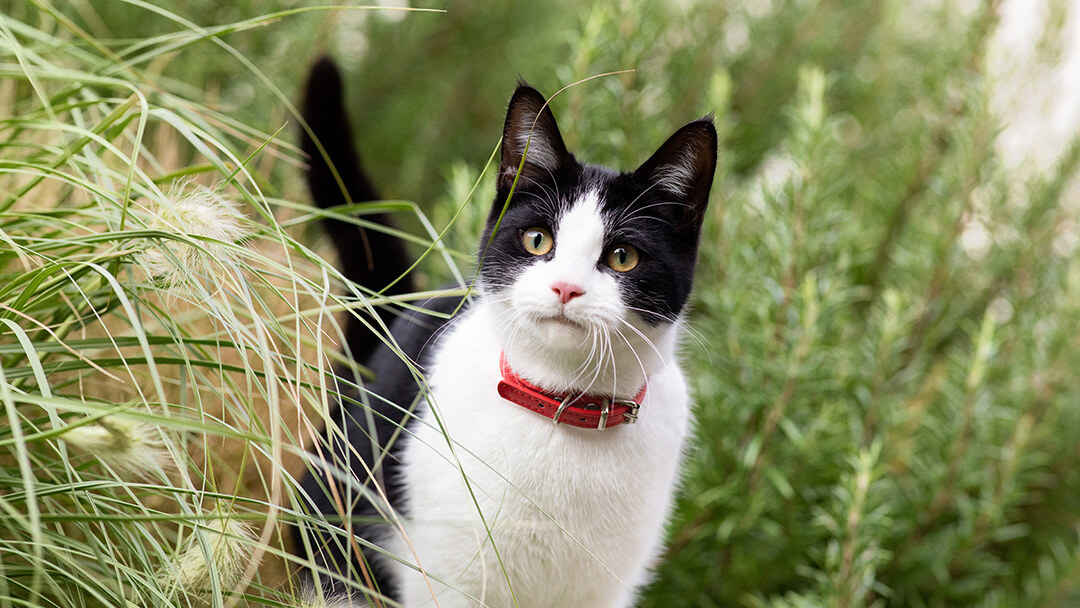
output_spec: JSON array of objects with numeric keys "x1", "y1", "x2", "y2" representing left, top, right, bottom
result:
[{"x1": 2, "y1": 1, "x2": 1079, "y2": 607}]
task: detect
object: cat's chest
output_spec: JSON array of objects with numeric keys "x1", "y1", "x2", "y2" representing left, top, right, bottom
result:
[
  {"x1": 402, "y1": 302, "x2": 689, "y2": 518},
  {"x1": 390, "y1": 302, "x2": 690, "y2": 606}
]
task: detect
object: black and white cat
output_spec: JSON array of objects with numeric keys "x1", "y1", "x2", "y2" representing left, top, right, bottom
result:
[{"x1": 296, "y1": 57, "x2": 716, "y2": 608}]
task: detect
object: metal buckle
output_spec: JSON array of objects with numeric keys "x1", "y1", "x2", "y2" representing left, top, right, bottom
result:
[
  {"x1": 552, "y1": 395, "x2": 575, "y2": 425},
  {"x1": 616, "y1": 398, "x2": 641, "y2": 424},
  {"x1": 553, "y1": 395, "x2": 638, "y2": 429}
]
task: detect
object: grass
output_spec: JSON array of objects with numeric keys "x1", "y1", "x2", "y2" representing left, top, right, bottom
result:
[
  {"x1": 0, "y1": 3, "x2": 457, "y2": 606},
  {"x1": 2, "y1": 1, "x2": 1080, "y2": 607}
]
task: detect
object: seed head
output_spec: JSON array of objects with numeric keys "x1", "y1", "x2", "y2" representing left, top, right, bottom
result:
[
  {"x1": 61, "y1": 417, "x2": 173, "y2": 479},
  {"x1": 138, "y1": 182, "x2": 250, "y2": 285},
  {"x1": 297, "y1": 585, "x2": 371, "y2": 608},
  {"x1": 162, "y1": 508, "x2": 256, "y2": 599}
]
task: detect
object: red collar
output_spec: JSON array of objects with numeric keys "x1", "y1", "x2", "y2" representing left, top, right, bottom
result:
[{"x1": 496, "y1": 353, "x2": 646, "y2": 431}]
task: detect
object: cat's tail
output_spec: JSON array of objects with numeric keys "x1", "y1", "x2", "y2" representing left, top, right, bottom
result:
[{"x1": 300, "y1": 56, "x2": 415, "y2": 361}]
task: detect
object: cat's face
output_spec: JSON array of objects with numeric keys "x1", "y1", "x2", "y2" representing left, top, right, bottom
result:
[{"x1": 478, "y1": 85, "x2": 716, "y2": 368}]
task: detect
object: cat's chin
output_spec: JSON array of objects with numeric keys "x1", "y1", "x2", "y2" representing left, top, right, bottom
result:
[{"x1": 530, "y1": 315, "x2": 591, "y2": 348}]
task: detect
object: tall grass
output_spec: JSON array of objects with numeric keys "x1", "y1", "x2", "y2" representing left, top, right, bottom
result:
[
  {"x1": 0, "y1": 3, "x2": 459, "y2": 607},
  {"x1": 3, "y1": 1, "x2": 1080, "y2": 608}
]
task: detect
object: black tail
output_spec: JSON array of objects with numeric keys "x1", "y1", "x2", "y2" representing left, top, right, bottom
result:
[{"x1": 301, "y1": 57, "x2": 414, "y2": 362}]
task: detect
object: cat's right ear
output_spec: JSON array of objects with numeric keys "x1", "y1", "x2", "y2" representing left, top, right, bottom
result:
[
  {"x1": 499, "y1": 84, "x2": 571, "y2": 191},
  {"x1": 633, "y1": 118, "x2": 718, "y2": 234}
]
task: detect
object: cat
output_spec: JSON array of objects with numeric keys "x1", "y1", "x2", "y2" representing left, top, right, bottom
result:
[{"x1": 295, "y1": 56, "x2": 717, "y2": 608}]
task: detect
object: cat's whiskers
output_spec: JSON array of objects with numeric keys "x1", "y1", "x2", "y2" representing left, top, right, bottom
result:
[
  {"x1": 618, "y1": 199, "x2": 692, "y2": 221},
  {"x1": 613, "y1": 316, "x2": 665, "y2": 363},
  {"x1": 621, "y1": 303, "x2": 684, "y2": 330},
  {"x1": 498, "y1": 306, "x2": 645, "y2": 398},
  {"x1": 500, "y1": 308, "x2": 536, "y2": 362},
  {"x1": 614, "y1": 200, "x2": 690, "y2": 229},
  {"x1": 413, "y1": 285, "x2": 515, "y2": 348},
  {"x1": 612, "y1": 181, "x2": 664, "y2": 224},
  {"x1": 574, "y1": 325, "x2": 606, "y2": 397},
  {"x1": 584, "y1": 324, "x2": 604, "y2": 376},
  {"x1": 562, "y1": 323, "x2": 595, "y2": 380},
  {"x1": 558, "y1": 318, "x2": 609, "y2": 392},
  {"x1": 537, "y1": 166, "x2": 563, "y2": 211},
  {"x1": 564, "y1": 319, "x2": 650, "y2": 399},
  {"x1": 516, "y1": 190, "x2": 559, "y2": 217},
  {"x1": 603, "y1": 325, "x2": 620, "y2": 398},
  {"x1": 568, "y1": 323, "x2": 608, "y2": 399},
  {"x1": 610, "y1": 324, "x2": 648, "y2": 394},
  {"x1": 420, "y1": 311, "x2": 471, "y2": 356},
  {"x1": 511, "y1": 175, "x2": 561, "y2": 216},
  {"x1": 674, "y1": 319, "x2": 710, "y2": 351},
  {"x1": 621, "y1": 304, "x2": 709, "y2": 353}
]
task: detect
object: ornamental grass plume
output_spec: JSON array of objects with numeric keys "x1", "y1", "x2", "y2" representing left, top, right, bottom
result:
[
  {"x1": 161, "y1": 507, "x2": 257, "y2": 600},
  {"x1": 139, "y1": 181, "x2": 251, "y2": 286},
  {"x1": 296, "y1": 586, "x2": 371, "y2": 608},
  {"x1": 59, "y1": 417, "x2": 174, "y2": 480}
]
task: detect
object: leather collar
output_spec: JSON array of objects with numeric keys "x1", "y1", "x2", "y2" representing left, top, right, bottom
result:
[{"x1": 496, "y1": 353, "x2": 646, "y2": 431}]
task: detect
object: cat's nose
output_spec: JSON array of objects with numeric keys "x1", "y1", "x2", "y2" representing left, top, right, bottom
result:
[{"x1": 551, "y1": 282, "x2": 585, "y2": 304}]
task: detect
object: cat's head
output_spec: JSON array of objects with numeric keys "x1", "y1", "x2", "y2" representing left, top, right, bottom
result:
[{"x1": 478, "y1": 84, "x2": 716, "y2": 388}]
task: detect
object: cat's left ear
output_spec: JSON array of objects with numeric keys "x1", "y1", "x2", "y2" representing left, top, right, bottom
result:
[{"x1": 634, "y1": 118, "x2": 718, "y2": 233}]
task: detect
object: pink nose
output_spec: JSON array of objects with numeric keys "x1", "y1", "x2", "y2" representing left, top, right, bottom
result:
[{"x1": 551, "y1": 282, "x2": 585, "y2": 304}]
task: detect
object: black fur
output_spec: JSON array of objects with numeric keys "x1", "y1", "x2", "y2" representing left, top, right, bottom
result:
[
  {"x1": 295, "y1": 57, "x2": 457, "y2": 602},
  {"x1": 300, "y1": 56, "x2": 416, "y2": 363},
  {"x1": 296, "y1": 296, "x2": 456, "y2": 601}
]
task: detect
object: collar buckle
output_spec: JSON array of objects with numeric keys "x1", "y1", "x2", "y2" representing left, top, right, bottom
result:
[
  {"x1": 616, "y1": 398, "x2": 641, "y2": 424},
  {"x1": 548, "y1": 395, "x2": 641, "y2": 429},
  {"x1": 552, "y1": 394, "x2": 575, "y2": 426},
  {"x1": 598, "y1": 399, "x2": 611, "y2": 431}
]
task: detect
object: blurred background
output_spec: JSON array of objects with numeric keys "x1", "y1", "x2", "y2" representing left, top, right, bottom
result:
[{"x1": 3, "y1": 0, "x2": 1080, "y2": 606}]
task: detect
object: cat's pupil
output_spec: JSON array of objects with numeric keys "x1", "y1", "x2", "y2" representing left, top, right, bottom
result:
[
  {"x1": 532, "y1": 233, "x2": 543, "y2": 248},
  {"x1": 614, "y1": 248, "x2": 627, "y2": 264}
]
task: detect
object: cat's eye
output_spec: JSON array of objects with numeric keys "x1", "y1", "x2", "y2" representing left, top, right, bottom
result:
[
  {"x1": 606, "y1": 245, "x2": 640, "y2": 272},
  {"x1": 522, "y1": 227, "x2": 554, "y2": 255}
]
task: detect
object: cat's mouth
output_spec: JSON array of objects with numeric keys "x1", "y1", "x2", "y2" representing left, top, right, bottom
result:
[{"x1": 538, "y1": 313, "x2": 585, "y2": 330}]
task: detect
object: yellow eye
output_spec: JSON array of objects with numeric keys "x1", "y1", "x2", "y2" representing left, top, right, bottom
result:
[
  {"x1": 606, "y1": 245, "x2": 640, "y2": 272},
  {"x1": 522, "y1": 227, "x2": 554, "y2": 255}
]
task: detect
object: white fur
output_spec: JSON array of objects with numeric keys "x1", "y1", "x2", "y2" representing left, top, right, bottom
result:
[
  {"x1": 513, "y1": 115, "x2": 561, "y2": 173},
  {"x1": 385, "y1": 194, "x2": 692, "y2": 607},
  {"x1": 651, "y1": 152, "x2": 696, "y2": 198}
]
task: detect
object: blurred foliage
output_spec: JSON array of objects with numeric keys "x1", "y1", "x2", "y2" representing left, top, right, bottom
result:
[{"x1": 3, "y1": 0, "x2": 1080, "y2": 607}]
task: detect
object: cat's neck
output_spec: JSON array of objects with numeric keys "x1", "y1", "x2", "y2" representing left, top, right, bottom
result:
[{"x1": 478, "y1": 300, "x2": 680, "y2": 400}]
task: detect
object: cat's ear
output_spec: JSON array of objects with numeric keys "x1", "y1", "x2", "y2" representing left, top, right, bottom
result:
[
  {"x1": 499, "y1": 84, "x2": 571, "y2": 191},
  {"x1": 634, "y1": 118, "x2": 718, "y2": 231}
]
